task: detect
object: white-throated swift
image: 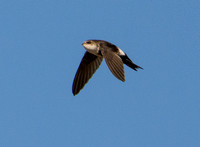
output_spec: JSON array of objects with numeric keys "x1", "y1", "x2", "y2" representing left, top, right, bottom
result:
[{"x1": 72, "y1": 40, "x2": 143, "y2": 95}]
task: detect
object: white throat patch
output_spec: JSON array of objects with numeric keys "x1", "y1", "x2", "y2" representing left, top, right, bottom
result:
[{"x1": 83, "y1": 43, "x2": 99, "y2": 55}]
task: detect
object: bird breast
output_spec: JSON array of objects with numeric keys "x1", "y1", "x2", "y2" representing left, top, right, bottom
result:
[{"x1": 83, "y1": 44, "x2": 99, "y2": 56}]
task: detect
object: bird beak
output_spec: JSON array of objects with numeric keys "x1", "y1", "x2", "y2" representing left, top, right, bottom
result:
[{"x1": 82, "y1": 41, "x2": 85, "y2": 46}]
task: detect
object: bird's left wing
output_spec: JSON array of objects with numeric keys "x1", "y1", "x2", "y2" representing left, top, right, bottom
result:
[{"x1": 72, "y1": 51, "x2": 103, "y2": 95}]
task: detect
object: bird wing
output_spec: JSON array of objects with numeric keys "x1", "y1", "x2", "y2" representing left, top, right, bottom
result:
[
  {"x1": 101, "y1": 50, "x2": 125, "y2": 82},
  {"x1": 72, "y1": 51, "x2": 103, "y2": 95}
]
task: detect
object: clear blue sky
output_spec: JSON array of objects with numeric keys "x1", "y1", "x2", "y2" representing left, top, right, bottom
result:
[{"x1": 0, "y1": 0, "x2": 200, "y2": 146}]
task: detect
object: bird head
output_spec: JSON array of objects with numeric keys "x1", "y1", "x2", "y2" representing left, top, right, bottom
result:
[{"x1": 82, "y1": 40, "x2": 98, "y2": 51}]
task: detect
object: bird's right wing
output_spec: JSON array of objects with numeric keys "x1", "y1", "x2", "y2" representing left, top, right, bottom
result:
[
  {"x1": 72, "y1": 51, "x2": 103, "y2": 95},
  {"x1": 101, "y1": 50, "x2": 125, "y2": 82}
]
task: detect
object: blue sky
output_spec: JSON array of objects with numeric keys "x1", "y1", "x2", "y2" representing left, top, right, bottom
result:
[{"x1": 0, "y1": 0, "x2": 200, "y2": 146}]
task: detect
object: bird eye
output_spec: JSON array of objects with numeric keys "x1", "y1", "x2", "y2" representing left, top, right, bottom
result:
[{"x1": 86, "y1": 41, "x2": 91, "y2": 44}]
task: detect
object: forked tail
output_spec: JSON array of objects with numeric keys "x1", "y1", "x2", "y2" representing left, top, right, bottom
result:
[{"x1": 120, "y1": 54, "x2": 143, "y2": 71}]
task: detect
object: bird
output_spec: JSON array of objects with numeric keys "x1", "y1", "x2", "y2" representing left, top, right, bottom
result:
[{"x1": 72, "y1": 40, "x2": 143, "y2": 95}]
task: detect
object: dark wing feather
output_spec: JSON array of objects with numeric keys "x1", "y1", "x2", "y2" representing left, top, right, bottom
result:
[
  {"x1": 72, "y1": 52, "x2": 103, "y2": 95},
  {"x1": 102, "y1": 50, "x2": 125, "y2": 82}
]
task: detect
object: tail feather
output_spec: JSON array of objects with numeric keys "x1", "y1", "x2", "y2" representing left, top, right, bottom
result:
[{"x1": 120, "y1": 54, "x2": 143, "y2": 71}]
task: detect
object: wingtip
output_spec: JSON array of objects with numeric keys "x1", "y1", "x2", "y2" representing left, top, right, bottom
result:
[
  {"x1": 120, "y1": 76, "x2": 125, "y2": 82},
  {"x1": 72, "y1": 89, "x2": 77, "y2": 96},
  {"x1": 72, "y1": 90, "x2": 79, "y2": 96}
]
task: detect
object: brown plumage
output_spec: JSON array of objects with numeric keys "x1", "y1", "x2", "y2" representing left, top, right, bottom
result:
[{"x1": 72, "y1": 40, "x2": 143, "y2": 95}]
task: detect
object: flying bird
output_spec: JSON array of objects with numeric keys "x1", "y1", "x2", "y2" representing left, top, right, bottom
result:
[{"x1": 72, "y1": 40, "x2": 143, "y2": 95}]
